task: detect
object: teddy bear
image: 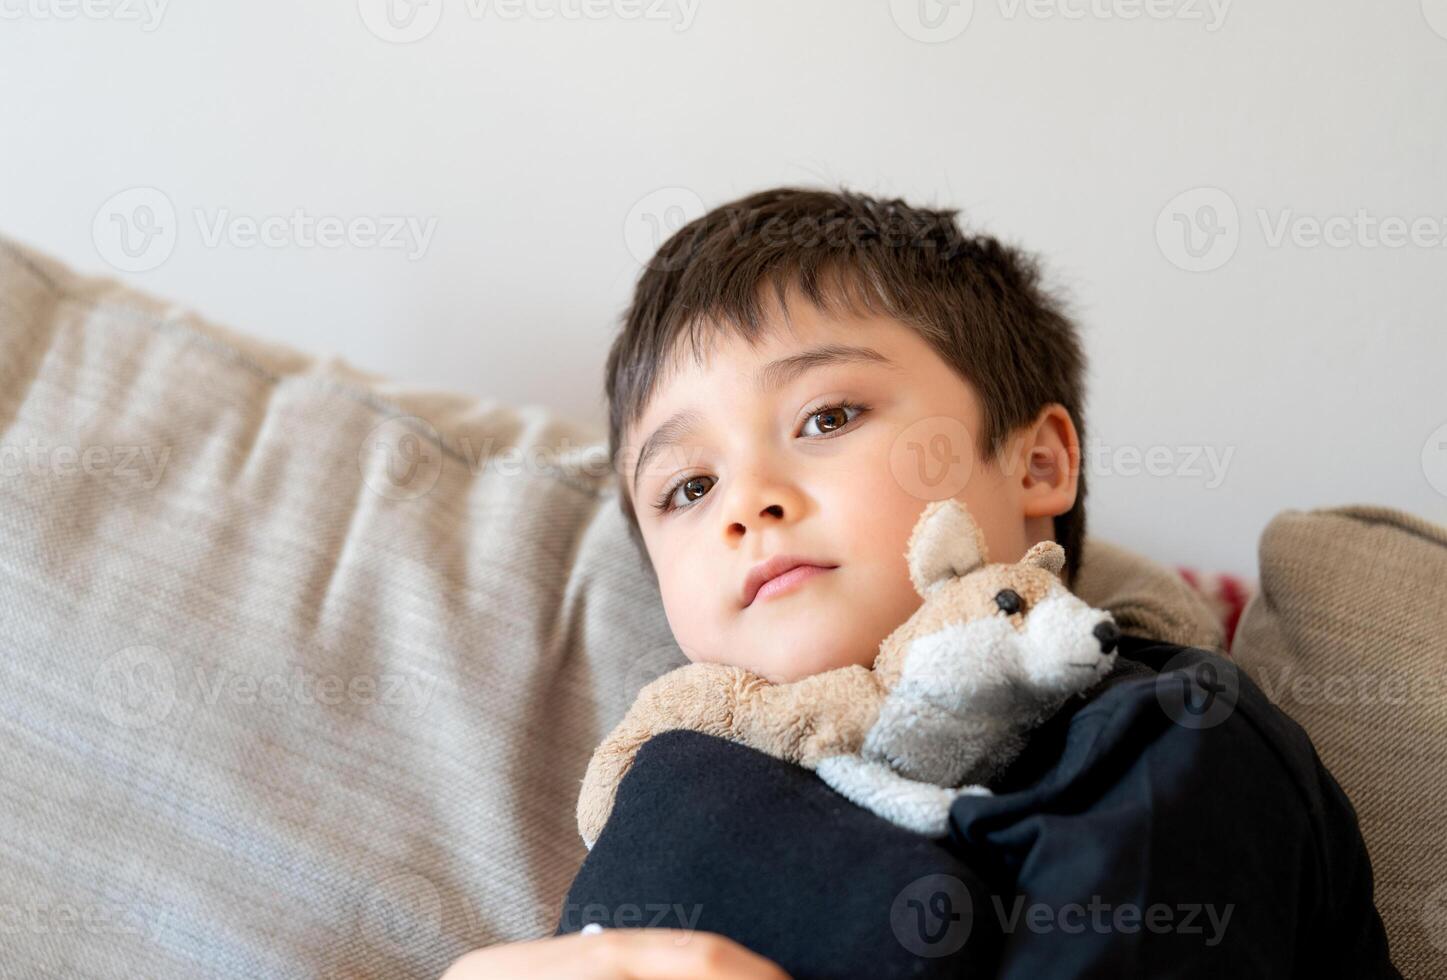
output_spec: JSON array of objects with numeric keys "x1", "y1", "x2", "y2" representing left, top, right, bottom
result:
[{"x1": 576, "y1": 497, "x2": 1121, "y2": 850}]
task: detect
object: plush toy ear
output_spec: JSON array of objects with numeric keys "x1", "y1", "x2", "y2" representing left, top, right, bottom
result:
[
  {"x1": 905, "y1": 499, "x2": 988, "y2": 597},
  {"x1": 1022, "y1": 540, "x2": 1066, "y2": 576}
]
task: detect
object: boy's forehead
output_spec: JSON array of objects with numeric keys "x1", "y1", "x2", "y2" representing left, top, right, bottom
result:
[
  {"x1": 645, "y1": 302, "x2": 899, "y2": 408},
  {"x1": 639, "y1": 318, "x2": 872, "y2": 423},
  {"x1": 631, "y1": 271, "x2": 914, "y2": 429}
]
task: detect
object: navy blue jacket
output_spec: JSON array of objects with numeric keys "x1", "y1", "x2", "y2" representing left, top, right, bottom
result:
[{"x1": 558, "y1": 635, "x2": 1399, "y2": 979}]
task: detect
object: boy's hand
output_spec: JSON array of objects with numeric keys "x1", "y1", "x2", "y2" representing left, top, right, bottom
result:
[{"x1": 439, "y1": 929, "x2": 793, "y2": 980}]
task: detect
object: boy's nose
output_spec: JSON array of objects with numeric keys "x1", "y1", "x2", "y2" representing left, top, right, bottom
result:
[{"x1": 1093, "y1": 620, "x2": 1120, "y2": 653}]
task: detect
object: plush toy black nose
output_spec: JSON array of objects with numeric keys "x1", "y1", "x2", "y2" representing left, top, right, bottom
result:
[{"x1": 1093, "y1": 620, "x2": 1120, "y2": 653}]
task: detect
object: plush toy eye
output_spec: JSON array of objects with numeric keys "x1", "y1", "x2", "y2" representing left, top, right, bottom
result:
[{"x1": 994, "y1": 588, "x2": 1023, "y2": 615}]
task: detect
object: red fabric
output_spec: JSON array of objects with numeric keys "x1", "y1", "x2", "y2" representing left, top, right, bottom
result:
[{"x1": 1175, "y1": 566, "x2": 1254, "y2": 653}]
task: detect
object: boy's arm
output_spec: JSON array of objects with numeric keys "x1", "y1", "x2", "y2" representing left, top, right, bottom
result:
[
  {"x1": 558, "y1": 727, "x2": 1004, "y2": 977},
  {"x1": 560, "y1": 639, "x2": 1399, "y2": 978},
  {"x1": 950, "y1": 636, "x2": 1400, "y2": 978}
]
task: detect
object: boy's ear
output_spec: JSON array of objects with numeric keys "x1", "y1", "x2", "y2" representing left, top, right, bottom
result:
[
  {"x1": 906, "y1": 499, "x2": 988, "y2": 597},
  {"x1": 1017, "y1": 403, "x2": 1081, "y2": 521}
]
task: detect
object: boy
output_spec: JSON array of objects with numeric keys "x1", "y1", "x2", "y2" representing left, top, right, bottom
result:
[
  {"x1": 448, "y1": 188, "x2": 1398, "y2": 977},
  {"x1": 604, "y1": 187, "x2": 1084, "y2": 686}
]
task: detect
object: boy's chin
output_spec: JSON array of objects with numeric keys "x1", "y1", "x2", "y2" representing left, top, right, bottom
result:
[{"x1": 745, "y1": 635, "x2": 879, "y2": 683}]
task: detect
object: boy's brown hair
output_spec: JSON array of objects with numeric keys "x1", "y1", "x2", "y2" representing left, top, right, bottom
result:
[{"x1": 604, "y1": 186, "x2": 1089, "y2": 586}]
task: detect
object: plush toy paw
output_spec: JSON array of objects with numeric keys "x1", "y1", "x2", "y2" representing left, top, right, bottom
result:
[
  {"x1": 577, "y1": 661, "x2": 772, "y2": 849},
  {"x1": 815, "y1": 754, "x2": 992, "y2": 839}
]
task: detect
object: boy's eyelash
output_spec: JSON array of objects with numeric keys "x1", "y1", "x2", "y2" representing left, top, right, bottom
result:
[{"x1": 650, "y1": 400, "x2": 871, "y2": 516}]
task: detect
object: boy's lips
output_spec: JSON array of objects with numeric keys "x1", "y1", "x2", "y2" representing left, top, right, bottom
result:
[{"x1": 741, "y1": 555, "x2": 839, "y2": 608}]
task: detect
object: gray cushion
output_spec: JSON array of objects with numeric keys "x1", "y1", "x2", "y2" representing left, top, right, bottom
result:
[{"x1": 0, "y1": 234, "x2": 1225, "y2": 977}]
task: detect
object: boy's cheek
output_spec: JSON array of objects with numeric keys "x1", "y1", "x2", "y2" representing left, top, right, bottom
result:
[{"x1": 827, "y1": 469, "x2": 933, "y2": 558}]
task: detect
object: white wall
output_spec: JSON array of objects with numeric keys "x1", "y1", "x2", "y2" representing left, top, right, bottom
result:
[{"x1": 3, "y1": 0, "x2": 1443, "y2": 574}]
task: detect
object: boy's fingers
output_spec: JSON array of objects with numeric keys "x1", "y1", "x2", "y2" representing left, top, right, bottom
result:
[
  {"x1": 593, "y1": 928, "x2": 793, "y2": 979},
  {"x1": 438, "y1": 928, "x2": 792, "y2": 980}
]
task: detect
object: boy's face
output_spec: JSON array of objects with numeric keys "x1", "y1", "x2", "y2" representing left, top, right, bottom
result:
[{"x1": 622, "y1": 294, "x2": 1077, "y2": 683}]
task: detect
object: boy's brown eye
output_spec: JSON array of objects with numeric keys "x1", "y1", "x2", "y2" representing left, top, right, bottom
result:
[
  {"x1": 681, "y1": 476, "x2": 713, "y2": 502},
  {"x1": 800, "y1": 402, "x2": 866, "y2": 438}
]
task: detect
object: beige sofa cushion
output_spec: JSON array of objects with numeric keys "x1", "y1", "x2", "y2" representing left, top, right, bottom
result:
[
  {"x1": 0, "y1": 234, "x2": 1223, "y2": 978},
  {"x1": 1231, "y1": 505, "x2": 1447, "y2": 978}
]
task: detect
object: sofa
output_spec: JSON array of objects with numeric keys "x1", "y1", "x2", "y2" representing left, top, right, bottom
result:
[{"x1": 0, "y1": 236, "x2": 1439, "y2": 977}]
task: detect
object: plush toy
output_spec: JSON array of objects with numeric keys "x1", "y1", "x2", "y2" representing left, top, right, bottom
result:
[{"x1": 576, "y1": 498, "x2": 1121, "y2": 850}]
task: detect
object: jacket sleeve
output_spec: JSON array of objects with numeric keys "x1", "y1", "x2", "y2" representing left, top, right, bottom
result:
[
  {"x1": 945, "y1": 641, "x2": 1401, "y2": 978},
  {"x1": 557, "y1": 727, "x2": 1005, "y2": 978}
]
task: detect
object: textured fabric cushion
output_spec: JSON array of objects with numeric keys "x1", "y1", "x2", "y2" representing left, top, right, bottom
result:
[
  {"x1": 0, "y1": 234, "x2": 1224, "y2": 978},
  {"x1": 1230, "y1": 506, "x2": 1447, "y2": 978},
  {"x1": 1071, "y1": 538, "x2": 1226, "y2": 653}
]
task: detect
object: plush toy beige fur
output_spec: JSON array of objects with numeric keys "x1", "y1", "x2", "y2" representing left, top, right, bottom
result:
[{"x1": 576, "y1": 498, "x2": 1121, "y2": 850}]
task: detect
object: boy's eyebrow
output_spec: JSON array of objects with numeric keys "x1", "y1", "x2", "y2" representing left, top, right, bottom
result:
[{"x1": 631, "y1": 344, "x2": 897, "y2": 496}]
